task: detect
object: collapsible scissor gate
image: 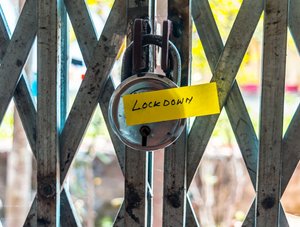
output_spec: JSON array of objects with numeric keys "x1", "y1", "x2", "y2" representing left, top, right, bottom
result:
[{"x1": 0, "y1": 0, "x2": 299, "y2": 226}]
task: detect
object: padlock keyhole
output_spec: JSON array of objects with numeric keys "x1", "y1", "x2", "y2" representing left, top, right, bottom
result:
[{"x1": 140, "y1": 126, "x2": 151, "y2": 147}]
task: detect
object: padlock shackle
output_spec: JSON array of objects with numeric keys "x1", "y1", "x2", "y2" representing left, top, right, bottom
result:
[{"x1": 121, "y1": 34, "x2": 182, "y2": 86}]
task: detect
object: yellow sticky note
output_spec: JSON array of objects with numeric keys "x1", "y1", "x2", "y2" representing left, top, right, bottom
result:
[{"x1": 123, "y1": 82, "x2": 220, "y2": 126}]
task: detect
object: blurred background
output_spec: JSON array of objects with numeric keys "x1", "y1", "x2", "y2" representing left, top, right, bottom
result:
[{"x1": 0, "y1": 0, "x2": 300, "y2": 226}]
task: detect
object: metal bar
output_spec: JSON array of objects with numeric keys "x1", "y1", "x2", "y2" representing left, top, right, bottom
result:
[
  {"x1": 289, "y1": 0, "x2": 300, "y2": 53},
  {"x1": 123, "y1": 2, "x2": 150, "y2": 226},
  {"x1": 281, "y1": 0, "x2": 300, "y2": 193},
  {"x1": 65, "y1": 1, "x2": 127, "y2": 223},
  {"x1": 99, "y1": 78, "x2": 126, "y2": 173},
  {"x1": 59, "y1": 0, "x2": 127, "y2": 185},
  {"x1": 60, "y1": 190, "x2": 82, "y2": 227},
  {"x1": 192, "y1": 0, "x2": 259, "y2": 189},
  {"x1": 187, "y1": 0, "x2": 263, "y2": 188},
  {"x1": 0, "y1": 0, "x2": 37, "y2": 124},
  {"x1": 124, "y1": 149, "x2": 148, "y2": 226},
  {"x1": 0, "y1": 8, "x2": 37, "y2": 156},
  {"x1": 36, "y1": 0, "x2": 60, "y2": 224},
  {"x1": 59, "y1": 0, "x2": 68, "y2": 130},
  {"x1": 0, "y1": 5, "x2": 10, "y2": 55},
  {"x1": 163, "y1": 1, "x2": 191, "y2": 226},
  {"x1": 14, "y1": 77, "x2": 37, "y2": 155},
  {"x1": 255, "y1": 0, "x2": 288, "y2": 225},
  {"x1": 146, "y1": 154, "x2": 153, "y2": 227},
  {"x1": 147, "y1": 4, "x2": 155, "y2": 226},
  {"x1": 62, "y1": 0, "x2": 97, "y2": 66},
  {"x1": 191, "y1": 1, "x2": 260, "y2": 225},
  {"x1": 58, "y1": 0, "x2": 82, "y2": 226},
  {"x1": 185, "y1": 195, "x2": 200, "y2": 227},
  {"x1": 163, "y1": 134, "x2": 188, "y2": 226},
  {"x1": 64, "y1": 0, "x2": 126, "y2": 172},
  {"x1": 114, "y1": 203, "x2": 125, "y2": 227},
  {"x1": 24, "y1": 198, "x2": 36, "y2": 226},
  {"x1": 282, "y1": 105, "x2": 300, "y2": 192}
]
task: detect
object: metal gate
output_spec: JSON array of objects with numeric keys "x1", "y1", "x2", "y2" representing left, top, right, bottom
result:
[{"x1": 0, "y1": 0, "x2": 298, "y2": 226}]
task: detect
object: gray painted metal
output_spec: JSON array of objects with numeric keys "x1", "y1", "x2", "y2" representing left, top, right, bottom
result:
[
  {"x1": 0, "y1": 0, "x2": 37, "y2": 124},
  {"x1": 36, "y1": 0, "x2": 60, "y2": 224},
  {"x1": 123, "y1": 1, "x2": 150, "y2": 226},
  {"x1": 163, "y1": 1, "x2": 191, "y2": 226},
  {"x1": 63, "y1": 0, "x2": 126, "y2": 172},
  {"x1": 191, "y1": 1, "x2": 259, "y2": 225},
  {"x1": 0, "y1": 0, "x2": 296, "y2": 225},
  {"x1": 59, "y1": 0, "x2": 126, "y2": 185},
  {"x1": 188, "y1": 0, "x2": 263, "y2": 188},
  {"x1": 255, "y1": 0, "x2": 288, "y2": 225},
  {"x1": 0, "y1": 9, "x2": 37, "y2": 156},
  {"x1": 281, "y1": 0, "x2": 300, "y2": 193},
  {"x1": 188, "y1": 3, "x2": 265, "y2": 224},
  {"x1": 60, "y1": 190, "x2": 83, "y2": 227}
]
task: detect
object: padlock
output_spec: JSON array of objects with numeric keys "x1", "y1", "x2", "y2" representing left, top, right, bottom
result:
[{"x1": 109, "y1": 20, "x2": 186, "y2": 151}]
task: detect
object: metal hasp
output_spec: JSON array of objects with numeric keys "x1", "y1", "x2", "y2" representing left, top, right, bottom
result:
[{"x1": 109, "y1": 19, "x2": 185, "y2": 151}]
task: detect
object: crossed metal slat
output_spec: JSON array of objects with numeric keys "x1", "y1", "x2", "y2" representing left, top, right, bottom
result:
[
  {"x1": 282, "y1": 0, "x2": 300, "y2": 194},
  {"x1": 187, "y1": 0, "x2": 263, "y2": 225},
  {"x1": 0, "y1": 0, "x2": 37, "y2": 126},
  {"x1": 192, "y1": 0, "x2": 260, "y2": 222},
  {"x1": 0, "y1": 5, "x2": 36, "y2": 155}
]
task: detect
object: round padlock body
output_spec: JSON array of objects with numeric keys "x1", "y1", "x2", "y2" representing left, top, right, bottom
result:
[{"x1": 109, "y1": 73, "x2": 186, "y2": 151}]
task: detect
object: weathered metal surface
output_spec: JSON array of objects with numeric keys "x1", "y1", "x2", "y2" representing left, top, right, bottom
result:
[
  {"x1": 192, "y1": 0, "x2": 259, "y2": 190},
  {"x1": 255, "y1": 0, "x2": 288, "y2": 225},
  {"x1": 58, "y1": 1, "x2": 82, "y2": 225},
  {"x1": 162, "y1": 1, "x2": 191, "y2": 226},
  {"x1": 124, "y1": 149, "x2": 148, "y2": 226},
  {"x1": 0, "y1": 9, "x2": 37, "y2": 155},
  {"x1": 281, "y1": 0, "x2": 300, "y2": 193},
  {"x1": 123, "y1": 1, "x2": 150, "y2": 226},
  {"x1": 63, "y1": 0, "x2": 97, "y2": 64},
  {"x1": 64, "y1": 0, "x2": 125, "y2": 172},
  {"x1": 65, "y1": 0, "x2": 126, "y2": 224},
  {"x1": 282, "y1": 105, "x2": 300, "y2": 192},
  {"x1": 185, "y1": 195, "x2": 200, "y2": 227},
  {"x1": 0, "y1": 6, "x2": 10, "y2": 56},
  {"x1": 36, "y1": 0, "x2": 60, "y2": 224},
  {"x1": 0, "y1": 0, "x2": 37, "y2": 124},
  {"x1": 187, "y1": 0, "x2": 263, "y2": 188},
  {"x1": 99, "y1": 78, "x2": 126, "y2": 173},
  {"x1": 59, "y1": 0, "x2": 68, "y2": 129},
  {"x1": 113, "y1": 203, "x2": 125, "y2": 227},
  {"x1": 163, "y1": 133, "x2": 187, "y2": 226},
  {"x1": 289, "y1": 0, "x2": 300, "y2": 52},
  {"x1": 191, "y1": 1, "x2": 260, "y2": 225},
  {"x1": 60, "y1": 190, "x2": 82, "y2": 227},
  {"x1": 59, "y1": 0, "x2": 126, "y2": 184},
  {"x1": 24, "y1": 198, "x2": 36, "y2": 226},
  {"x1": 14, "y1": 77, "x2": 37, "y2": 155}
]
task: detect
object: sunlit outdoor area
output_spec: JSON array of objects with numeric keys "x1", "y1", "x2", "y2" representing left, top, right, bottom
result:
[{"x1": 0, "y1": 0, "x2": 300, "y2": 226}]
